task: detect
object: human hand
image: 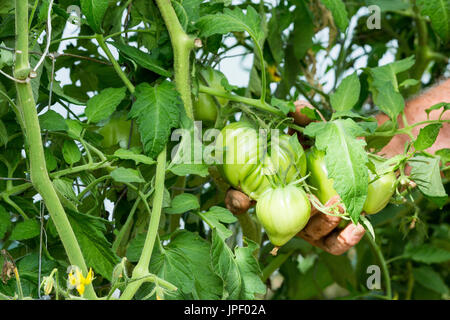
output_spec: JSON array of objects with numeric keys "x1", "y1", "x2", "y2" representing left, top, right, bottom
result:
[{"x1": 225, "y1": 189, "x2": 365, "y2": 255}]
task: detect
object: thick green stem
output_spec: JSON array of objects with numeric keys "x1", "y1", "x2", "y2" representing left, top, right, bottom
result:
[
  {"x1": 120, "y1": 147, "x2": 167, "y2": 300},
  {"x1": 13, "y1": 0, "x2": 96, "y2": 300},
  {"x1": 155, "y1": 0, "x2": 195, "y2": 120}
]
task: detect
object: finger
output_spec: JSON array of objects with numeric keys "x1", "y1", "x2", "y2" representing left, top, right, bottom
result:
[
  {"x1": 319, "y1": 222, "x2": 366, "y2": 255},
  {"x1": 290, "y1": 100, "x2": 315, "y2": 126},
  {"x1": 298, "y1": 195, "x2": 343, "y2": 241},
  {"x1": 298, "y1": 213, "x2": 341, "y2": 241},
  {"x1": 225, "y1": 189, "x2": 253, "y2": 215}
]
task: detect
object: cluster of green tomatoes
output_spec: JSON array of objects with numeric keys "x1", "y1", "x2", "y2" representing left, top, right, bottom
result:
[{"x1": 215, "y1": 121, "x2": 397, "y2": 248}]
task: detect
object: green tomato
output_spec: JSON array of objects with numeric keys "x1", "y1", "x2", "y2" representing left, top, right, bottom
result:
[
  {"x1": 193, "y1": 67, "x2": 229, "y2": 122},
  {"x1": 306, "y1": 147, "x2": 337, "y2": 204},
  {"x1": 363, "y1": 170, "x2": 396, "y2": 214},
  {"x1": 256, "y1": 185, "x2": 311, "y2": 246},
  {"x1": 215, "y1": 122, "x2": 261, "y2": 187},
  {"x1": 216, "y1": 122, "x2": 307, "y2": 199},
  {"x1": 194, "y1": 93, "x2": 218, "y2": 122},
  {"x1": 306, "y1": 147, "x2": 396, "y2": 214},
  {"x1": 98, "y1": 112, "x2": 141, "y2": 149}
]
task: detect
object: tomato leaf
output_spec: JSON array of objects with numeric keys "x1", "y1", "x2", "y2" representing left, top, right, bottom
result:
[
  {"x1": 417, "y1": 0, "x2": 450, "y2": 42},
  {"x1": 413, "y1": 266, "x2": 449, "y2": 295},
  {"x1": 85, "y1": 87, "x2": 126, "y2": 123},
  {"x1": 370, "y1": 81, "x2": 405, "y2": 121},
  {"x1": 167, "y1": 231, "x2": 223, "y2": 299},
  {"x1": 165, "y1": 193, "x2": 200, "y2": 214},
  {"x1": 271, "y1": 97, "x2": 295, "y2": 114},
  {"x1": 330, "y1": 72, "x2": 361, "y2": 112},
  {"x1": 305, "y1": 119, "x2": 369, "y2": 222},
  {"x1": 414, "y1": 123, "x2": 442, "y2": 151},
  {"x1": 110, "y1": 167, "x2": 145, "y2": 184},
  {"x1": 320, "y1": 0, "x2": 349, "y2": 30},
  {"x1": 129, "y1": 81, "x2": 181, "y2": 159},
  {"x1": 404, "y1": 243, "x2": 450, "y2": 264},
  {"x1": 196, "y1": 6, "x2": 264, "y2": 45},
  {"x1": 425, "y1": 102, "x2": 450, "y2": 118},
  {"x1": 210, "y1": 230, "x2": 242, "y2": 299},
  {"x1": 235, "y1": 239, "x2": 267, "y2": 299},
  {"x1": 10, "y1": 219, "x2": 40, "y2": 241},
  {"x1": 198, "y1": 206, "x2": 237, "y2": 239},
  {"x1": 62, "y1": 140, "x2": 81, "y2": 165},
  {"x1": 113, "y1": 148, "x2": 155, "y2": 165},
  {"x1": 367, "y1": 57, "x2": 415, "y2": 121},
  {"x1": 67, "y1": 210, "x2": 119, "y2": 281},
  {"x1": 111, "y1": 42, "x2": 172, "y2": 77},
  {"x1": 80, "y1": 0, "x2": 109, "y2": 33},
  {"x1": 409, "y1": 155, "x2": 448, "y2": 207},
  {"x1": 39, "y1": 110, "x2": 68, "y2": 132},
  {"x1": 436, "y1": 148, "x2": 450, "y2": 164}
]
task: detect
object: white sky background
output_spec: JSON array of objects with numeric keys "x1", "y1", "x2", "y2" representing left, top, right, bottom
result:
[{"x1": 45, "y1": 1, "x2": 401, "y2": 218}]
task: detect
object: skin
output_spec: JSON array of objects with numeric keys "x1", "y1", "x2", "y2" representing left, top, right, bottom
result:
[{"x1": 225, "y1": 79, "x2": 450, "y2": 255}]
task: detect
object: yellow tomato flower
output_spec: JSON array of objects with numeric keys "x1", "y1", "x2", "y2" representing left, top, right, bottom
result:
[
  {"x1": 67, "y1": 266, "x2": 94, "y2": 296},
  {"x1": 268, "y1": 65, "x2": 281, "y2": 82}
]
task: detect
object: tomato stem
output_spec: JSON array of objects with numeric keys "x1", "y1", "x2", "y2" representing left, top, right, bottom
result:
[
  {"x1": 120, "y1": 147, "x2": 167, "y2": 300},
  {"x1": 155, "y1": 0, "x2": 195, "y2": 120},
  {"x1": 13, "y1": 0, "x2": 97, "y2": 300},
  {"x1": 199, "y1": 84, "x2": 285, "y2": 116},
  {"x1": 96, "y1": 34, "x2": 135, "y2": 94},
  {"x1": 365, "y1": 233, "x2": 392, "y2": 299}
]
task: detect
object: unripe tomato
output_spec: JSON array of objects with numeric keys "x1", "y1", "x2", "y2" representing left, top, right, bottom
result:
[
  {"x1": 216, "y1": 122, "x2": 307, "y2": 200},
  {"x1": 306, "y1": 147, "x2": 396, "y2": 214},
  {"x1": 98, "y1": 112, "x2": 141, "y2": 149},
  {"x1": 256, "y1": 185, "x2": 311, "y2": 246},
  {"x1": 215, "y1": 122, "x2": 261, "y2": 187},
  {"x1": 306, "y1": 147, "x2": 337, "y2": 204},
  {"x1": 193, "y1": 67, "x2": 229, "y2": 122},
  {"x1": 270, "y1": 134, "x2": 307, "y2": 181},
  {"x1": 194, "y1": 93, "x2": 218, "y2": 122},
  {"x1": 363, "y1": 170, "x2": 396, "y2": 214}
]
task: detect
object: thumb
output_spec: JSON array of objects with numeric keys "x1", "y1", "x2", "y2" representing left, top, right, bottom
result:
[{"x1": 225, "y1": 189, "x2": 253, "y2": 215}]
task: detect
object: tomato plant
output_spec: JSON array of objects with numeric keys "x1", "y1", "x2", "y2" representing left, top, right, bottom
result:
[{"x1": 0, "y1": 0, "x2": 448, "y2": 302}]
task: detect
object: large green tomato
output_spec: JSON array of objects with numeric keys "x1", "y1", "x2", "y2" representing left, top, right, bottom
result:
[
  {"x1": 216, "y1": 122, "x2": 307, "y2": 200},
  {"x1": 363, "y1": 169, "x2": 396, "y2": 215},
  {"x1": 256, "y1": 185, "x2": 311, "y2": 246},
  {"x1": 193, "y1": 67, "x2": 229, "y2": 122},
  {"x1": 98, "y1": 112, "x2": 141, "y2": 149},
  {"x1": 306, "y1": 147, "x2": 396, "y2": 214}
]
